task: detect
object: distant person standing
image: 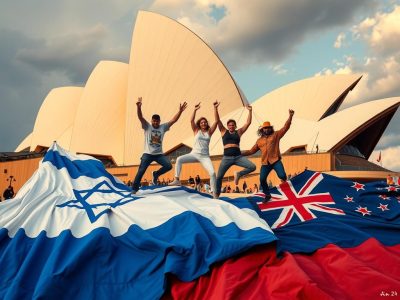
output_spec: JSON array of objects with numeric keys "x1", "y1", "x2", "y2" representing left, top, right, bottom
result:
[
  {"x1": 242, "y1": 181, "x2": 248, "y2": 193},
  {"x1": 3, "y1": 186, "x2": 14, "y2": 200},
  {"x1": 195, "y1": 175, "x2": 201, "y2": 191},
  {"x1": 242, "y1": 109, "x2": 295, "y2": 202},
  {"x1": 131, "y1": 97, "x2": 187, "y2": 194}
]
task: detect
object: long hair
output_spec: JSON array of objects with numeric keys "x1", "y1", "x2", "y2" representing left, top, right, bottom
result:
[{"x1": 196, "y1": 117, "x2": 210, "y2": 130}]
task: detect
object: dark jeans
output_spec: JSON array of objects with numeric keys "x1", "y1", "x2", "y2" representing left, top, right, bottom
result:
[
  {"x1": 216, "y1": 155, "x2": 256, "y2": 195},
  {"x1": 260, "y1": 160, "x2": 287, "y2": 196},
  {"x1": 132, "y1": 153, "x2": 172, "y2": 191}
]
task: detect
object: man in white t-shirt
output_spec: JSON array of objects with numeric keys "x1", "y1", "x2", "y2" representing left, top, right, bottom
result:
[{"x1": 132, "y1": 97, "x2": 187, "y2": 193}]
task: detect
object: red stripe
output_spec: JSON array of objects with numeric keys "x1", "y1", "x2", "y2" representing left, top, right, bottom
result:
[
  {"x1": 165, "y1": 239, "x2": 400, "y2": 300},
  {"x1": 298, "y1": 172, "x2": 320, "y2": 195}
]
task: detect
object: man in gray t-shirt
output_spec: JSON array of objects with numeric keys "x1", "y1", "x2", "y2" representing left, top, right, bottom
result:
[{"x1": 132, "y1": 97, "x2": 187, "y2": 193}]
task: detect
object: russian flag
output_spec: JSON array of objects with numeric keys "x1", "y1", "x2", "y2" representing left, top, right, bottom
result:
[{"x1": 0, "y1": 143, "x2": 276, "y2": 299}]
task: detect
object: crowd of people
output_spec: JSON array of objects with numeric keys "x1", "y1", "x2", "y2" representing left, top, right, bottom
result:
[{"x1": 130, "y1": 97, "x2": 295, "y2": 202}]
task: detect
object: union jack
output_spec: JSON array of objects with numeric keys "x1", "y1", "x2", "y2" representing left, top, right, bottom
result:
[{"x1": 254, "y1": 172, "x2": 345, "y2": 228}]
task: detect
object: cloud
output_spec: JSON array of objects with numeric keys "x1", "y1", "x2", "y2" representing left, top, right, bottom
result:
[
  {"x1": 0, "y1": 1, "x2": 151, "y2": 151},
  {"x1": 150, "y1": 0, "x2": 375, "y2": 70},
  {"x1": 334, "y1": 32, "x2": 346, "y2": 48},
  {"x1": 370, "y1": 146, "x2": 400, "y2": 172}
]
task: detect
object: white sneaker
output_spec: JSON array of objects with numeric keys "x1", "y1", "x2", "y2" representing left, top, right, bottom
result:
[
  {"x1": 169, "y1": 179, "x2": 181, "y2": 186},
  {"x1": 234, "y1": 171, "x2": 240, "y2": 186}
]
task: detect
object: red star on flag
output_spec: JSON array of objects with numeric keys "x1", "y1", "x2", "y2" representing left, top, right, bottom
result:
[
  {"x1": 355, "y1": 206, "x2": 371, "y2": 216},
  {"x1": 386, "y1": 186, "x2": 399, "y2": 192},
  {"x1": 344, "y1": 195, "x2": 354, "y2": 202},
  {"x1": 379, "y1": 194, "x2": 390, "y2": 200},
  {"x1": 351, "y1": 182, "x2": 365, "y2": 191},
  {"x1": 378, "y1": 203, "x2": 389, "y2": 211}
]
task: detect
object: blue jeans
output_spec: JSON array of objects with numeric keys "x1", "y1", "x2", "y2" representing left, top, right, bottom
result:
[
  {"x1": 132, "y1": 153, "x2": 172, "y2": 191},
  {"x1": 260, "y1": 160, "x2": 287, "y2": 196},
  {"x1": 216, "y1": 155, "x2": 256, "y2": 195}
]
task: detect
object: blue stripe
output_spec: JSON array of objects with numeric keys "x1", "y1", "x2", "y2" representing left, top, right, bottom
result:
[
  {"x1": 43, "y1": 149, "x2": 129, "y2": 191},
  {"x1": 0, "y1": 212, "x2": 276, "y2": 300}
]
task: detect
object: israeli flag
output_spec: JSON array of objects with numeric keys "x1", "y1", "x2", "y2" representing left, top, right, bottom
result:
[{"x1": 0, "y1": 143, "x2": 276, "y2": 299}]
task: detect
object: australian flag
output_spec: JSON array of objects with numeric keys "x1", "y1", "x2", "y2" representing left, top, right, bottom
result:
[{"x1": 0, "y1": 143, "x2": 276, "y2": 300}]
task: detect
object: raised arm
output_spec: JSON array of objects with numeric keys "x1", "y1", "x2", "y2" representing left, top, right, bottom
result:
[
  {"x1": 277, "y1": 109, "x2": 295, "y2": 138},
  {"x1": 238, "y1": 105, "x2": 252, "y2": 136},
  {"x1": 241, "y1": 142, "x2": 259, "y2": 156},
  {"x1": 191, "y1": 102, "x2": 201, "y2": 133},
  {"x1": 214, "y1": 101, "x2": 226, "y2": 134},
  {"x1": 136, "y1": 97, "x2": 147, "y2": 128},
  {"x1": 168, "y1": 101, "x2": 188, "y2": 128}
]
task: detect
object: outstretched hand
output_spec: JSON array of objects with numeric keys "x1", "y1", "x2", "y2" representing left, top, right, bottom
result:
[
  {"x1": 213, "y1": 101, "x2": 220, "y2": 109},
  {"x1": 194, "y1": 102, "x2": 201, "y2": 111},
  {"x1": 246, "y1": 105, "x2": 252, "y2": 111},
  {"x1": 180, "y1": 101, "x2": 188, "y2": 112},
  {"x1": 136, "y1": 97, "x2": 142, "y2": 107},
  {"x1": 289, "y1": 109, "x2": 295, "y2": 116}
]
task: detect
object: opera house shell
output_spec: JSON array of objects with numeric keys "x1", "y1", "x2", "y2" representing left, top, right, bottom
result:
[{"x1": 6, "y1": 10, "x2": 400, "y2": 192}]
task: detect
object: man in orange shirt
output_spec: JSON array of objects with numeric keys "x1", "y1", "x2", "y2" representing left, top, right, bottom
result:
[{"x1": 242, "y1": 109, "x2": 295, "y2": 202}]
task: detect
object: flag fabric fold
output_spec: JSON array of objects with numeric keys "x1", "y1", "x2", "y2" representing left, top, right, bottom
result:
[
  {"x1": 167, "y1": 170, "x2": 400, "y2": 299},
  {"x1": 0, "y1": 143, "x2": 276, "y2": 300}
]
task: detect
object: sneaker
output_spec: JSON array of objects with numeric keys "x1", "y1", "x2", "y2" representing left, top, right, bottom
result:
[
  {"x1": 212, "y1": 192, "x2": 219, "y2": 199},
  {"x1": 234, "y1": 171, "x2": 240, "y2": 186},
  {"x1": 169, "y1": 179, "x2": 181, "y2": 186},
  {"x1": 262, "y1": 193, "x2": 271, "y2": 203},
  {"x1": 131, "y1": 189, "x2": 137, "y2": 195},
  {"x1": 152, "y1": 171, "x2": 158, "y2": 185}
]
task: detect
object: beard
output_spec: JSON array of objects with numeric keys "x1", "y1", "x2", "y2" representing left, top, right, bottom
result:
[{"x1": 264, "y1": 128, "x2": 274, "y2": 136}]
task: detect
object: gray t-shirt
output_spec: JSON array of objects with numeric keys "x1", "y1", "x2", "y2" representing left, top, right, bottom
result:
[{"x1": 143, "y1": 121, "x2": 170, "y2": 155}]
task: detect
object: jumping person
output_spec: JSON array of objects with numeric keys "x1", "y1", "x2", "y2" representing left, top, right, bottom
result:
[
  {"x1": 242, "y1": 109, "x2": 295, "y2": 202},
  {"x1": 169, "y1": 102, "x2": 218, "y2": 198},
  {"x1": 131, "y1": 97, "x2": 187, "y2": 194},
  {"x1": 215, "y1": 103, "x2": 256, "y2": 198}
]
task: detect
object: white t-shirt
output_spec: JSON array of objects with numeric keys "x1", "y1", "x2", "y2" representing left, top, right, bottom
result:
[
  {"x1": 142, "y1": 121, "x2": 170, "y2": 155},
  {"x1": 192, "y1": 130, "x2": 211, "y2": 155}
]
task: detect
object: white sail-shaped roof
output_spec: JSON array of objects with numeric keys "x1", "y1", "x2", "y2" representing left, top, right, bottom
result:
[
  {"x1": 124, "y1": 11, "x2": 245, "y2": 164},
  {"x1": 28, "y1": 87, "x2": 83, "y2": 151},
  {"x1": 69, "y1": 61, "x2": 128, "y2": 164}
]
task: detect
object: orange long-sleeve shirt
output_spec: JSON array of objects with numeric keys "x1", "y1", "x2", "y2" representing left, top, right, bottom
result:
[{"x1": 244, "y1": 118, "x2": 292, "y2": 165}]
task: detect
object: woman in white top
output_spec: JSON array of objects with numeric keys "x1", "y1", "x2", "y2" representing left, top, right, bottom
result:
[{"x1": 170, "y1": 102, "x2": 219, "y2": 198}]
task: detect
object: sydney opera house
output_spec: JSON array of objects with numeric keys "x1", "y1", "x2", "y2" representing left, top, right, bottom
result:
[{"x1": 1, "y1": 11, "x2": 399, "y2": 194}]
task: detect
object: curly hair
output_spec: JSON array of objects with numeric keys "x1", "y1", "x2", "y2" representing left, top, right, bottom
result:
[{"x1": 196, "y1": 117, "x2": 210, "y2": 130}]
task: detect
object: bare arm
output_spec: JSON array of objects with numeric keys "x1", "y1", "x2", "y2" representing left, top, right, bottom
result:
[
  {"x1": 208, "y1": 101, "x2": 219, "y2": 135},
  {"x1": 191, "y1": 102, "x2": 201, "y2": 133},
  {"x1": 136, "y1": 97, "x2": 147, "y2": 128},
  {"x1": 214, "y1": 101, "x2": 226, "y2": 134},
  {"x1": 168, "y1": 101, "x2": 188, "y2": 128},
  {"x1": 238, "y1": 105, "x2": 252, "y2": 136},
  {"x1": 241, "y1": 142, "x2": 259, "y2": 156},
  {"x1": 277, "y1": 109, "x2": 295, "y2": 138}
]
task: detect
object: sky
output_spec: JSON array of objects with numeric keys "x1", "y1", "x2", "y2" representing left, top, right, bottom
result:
[{"x1": 0, "y1": 0, "x2": 399, "y2": 171}]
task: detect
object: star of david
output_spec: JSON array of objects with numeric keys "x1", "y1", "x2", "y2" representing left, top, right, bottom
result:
[{"x1": 57, "y1": 180, "x2": 142, "y2": 223}]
